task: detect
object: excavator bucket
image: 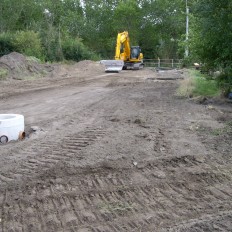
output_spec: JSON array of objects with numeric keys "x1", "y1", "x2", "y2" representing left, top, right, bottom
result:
[{"x1": 100, "y1": 60, "x2": 124, "y2": 72}]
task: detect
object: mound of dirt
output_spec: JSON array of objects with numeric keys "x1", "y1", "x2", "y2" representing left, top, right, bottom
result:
[
  {"x1": 74, "y1": 60, "x2": 105, "y2": 72},
  {"x1": 0, "y1": 52, "x2": 54, "y2": 80}
]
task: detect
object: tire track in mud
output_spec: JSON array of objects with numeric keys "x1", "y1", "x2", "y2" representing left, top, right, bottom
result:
[
  {"x1": 3, "y1": 125, "x2": 230, "y2": 230},
  {"x1": 1, "y1": 78, "x2": 232, "y2": 231},
  {"x1": 0, "y1": 127, "x2": 107, "y2": 187},
  {"x1": 163, "y1": 210, "x2": 232, "y2": 232},
  {"x1": 1, "y1": 154, "x2": 232, "y2": 231}
]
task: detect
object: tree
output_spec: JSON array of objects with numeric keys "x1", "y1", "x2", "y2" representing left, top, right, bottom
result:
[
  {"x1": 0, "y1": 0, "x2": 188, "y2": 60},
  {"x1": 139, "y1": 0, "x2": 186, "y2": 59},
  {"x1": 190, "y1": 0, "x2": 232, "y2": 73}
]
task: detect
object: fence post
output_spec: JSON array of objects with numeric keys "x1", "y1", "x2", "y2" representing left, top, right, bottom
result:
[
  {"x1": 158, "y1": 58, "x2": 160, "y2": 69},
  {"x1": 172, "y1": 59, "x2": 174, "y2": 68}
]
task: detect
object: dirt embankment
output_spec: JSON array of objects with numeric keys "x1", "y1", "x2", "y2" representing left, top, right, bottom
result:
[
  {"x1": 0, "y1": 52, "x2": 54, "y2": 80},
  {"x1": 0, "y1": 52, "x2": 105, "y2": 81},
  {"x1": 0, "y1": 53, "x2": 105, "y2": 99}
]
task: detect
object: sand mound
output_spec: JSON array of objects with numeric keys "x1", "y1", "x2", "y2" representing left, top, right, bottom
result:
[
  {"x1": 0, "y1": 52, "x2": 54, "y2": 80},
  {"x1": 0, "y1": 53, "x2": 105, "y2": 81},
  {"x1": 74, "y1": 60, "x2": 105, "y2": 72}
]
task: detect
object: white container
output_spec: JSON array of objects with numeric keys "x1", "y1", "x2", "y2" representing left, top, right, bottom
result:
[{"x1": 0, "y1": 114, "x2": 25, "y2": 143}]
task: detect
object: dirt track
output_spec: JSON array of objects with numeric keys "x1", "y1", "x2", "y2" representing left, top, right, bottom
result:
[{"x1": 0, "y1": 65, "x2": 232, "y2": 231}]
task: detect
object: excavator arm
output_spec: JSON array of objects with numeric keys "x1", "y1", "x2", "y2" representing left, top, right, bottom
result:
[{"x1": 115, "y1": 31, "x2": 130, "y2": 61}]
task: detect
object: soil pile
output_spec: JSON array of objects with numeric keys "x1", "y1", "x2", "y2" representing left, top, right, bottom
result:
[
  {"x1": 0, "y1": 52, "x2": 54, "y2": 80},
  {"x1": 0, "y1": 53, "x2": 104, "y2": 81},
  {"x1": 74, "y1": 60, "x2": 105, "y2": 73}
]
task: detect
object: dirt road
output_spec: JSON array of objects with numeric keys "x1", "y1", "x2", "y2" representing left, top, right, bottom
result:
[{"x1": 0, "y1": 66, "x2": 232, "y2": 231}]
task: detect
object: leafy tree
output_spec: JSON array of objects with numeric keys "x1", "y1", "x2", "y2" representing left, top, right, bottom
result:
[
  {"x1": 62, "y1": 36, "x2": 99, "y2": 61},
  {"x1": 0, "y1": 0, "x2": 43, "y2": 32},
  {"x1": 113, "y1": 0, "x2": 141, "y2": 43},
  {"x1": 139, "y1": 0, "x2": 186, "y2": 59},
  {"x1": 189, "y1": 0, "x2": 232, "y2": 94},
  {"x1": 190, "y1": 1, "x2": 232, "y2": 71},
  {"x1": 81, "y1": 0, "x2": 119, "y2": 58},
  {"x1": 0, "y1": 0, "x2": 188, "y2": 60}
]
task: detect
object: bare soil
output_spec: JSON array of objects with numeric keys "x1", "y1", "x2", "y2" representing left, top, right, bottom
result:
[{"x1": 0, "y1": 57, "x2": 232, "y2": 231}]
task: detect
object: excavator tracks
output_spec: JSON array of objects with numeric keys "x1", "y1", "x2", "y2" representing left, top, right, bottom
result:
[{"x1": 0, "y1": 69, "x2": 232, "y2": 231}]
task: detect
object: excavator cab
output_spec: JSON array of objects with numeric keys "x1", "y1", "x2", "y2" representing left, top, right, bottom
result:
[{"x1": 131, "y1": 46, "x2": 141, "y2": 59}]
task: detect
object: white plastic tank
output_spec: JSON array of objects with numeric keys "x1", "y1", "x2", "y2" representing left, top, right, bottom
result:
[{"x1": 0, "y1": 114, "x2": 25, "y2": 144}]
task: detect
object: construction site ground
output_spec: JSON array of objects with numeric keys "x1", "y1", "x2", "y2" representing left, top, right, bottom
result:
[{"x1": 0, "y1": 57, "x2": 232, "y2": 231}]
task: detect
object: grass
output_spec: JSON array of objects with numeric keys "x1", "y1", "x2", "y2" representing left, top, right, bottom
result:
[
  {"x1": 196, "y1": 121, "x2": 232, "y2": 136},
  {"x1": 0, "y1": 68, "x2": 8, "y2": 80},
  {"x1": 213, "y1": 121, "x2": 232, "y2": 135},
  {"x1": 177, "y1": 69, "x2": 220, "y2": 98}
]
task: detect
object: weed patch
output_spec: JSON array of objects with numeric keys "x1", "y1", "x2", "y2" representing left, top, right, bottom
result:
[
  {"x1": 192, "y1": 77, "x2": 219, "y2": 97},
  {"x1": 0, "y1": 68, "x2": 8, "y2": 79},
  {"x1": 197, "y1": 123, "x2": 232, "y2": 136},
  {"x1": 177, "y1": 69, "x2": 220, "y2": 98}
]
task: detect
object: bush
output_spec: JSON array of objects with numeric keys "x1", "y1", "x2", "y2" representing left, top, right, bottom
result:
[
  {"x1": 62, "y1": 37, "x2": 99, "y2": 61},
  {"x1": 13, "y1": 31, "x2": 43, "y2": 59},
  {"x1": 180, "y1": 57, "x2": 193, "y2": 68},
  {"x1": 0, "y1": 32, "x2": 15, "y2": 57},
  {"x1": 216, "y1": 73, "x2": 232, "y2": 97}
]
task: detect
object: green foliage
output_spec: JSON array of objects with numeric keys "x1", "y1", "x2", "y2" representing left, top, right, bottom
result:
[
  {"x1": 193, "y1": 77, "x2": 219, "y2": 97},
  {"x1": 0, "y1": 0, "x2": 188, "y2": 61},
  {"x1": 113, "y1": 0, "x2": 140, "y2": 42},
  {"x1": 139, "y1": 0, "x2": 185, "y2": 59},
  {"x1": 188, "y1": 0, "x2": 232, "y2": 92},
  {"x1": 216, "y1": 73, "x2": 232, "y2": 97},
  {"x1": 190, "y1": 70, "x2": 219, "y2": 97},
  {"x1": 177, "y1": 69, "x2": 220, "y2": 98},
  {"x1": 211, "y1": 126, "x2": 232, "y2": 136},
  {"x1": 13, "y1": 31, "x2": 43, "y2": 59},
  {"x1": 0, "y1": 32, "x2": 15, "y2": 56},
  {"x1": 62, "y1": 37, "x2": 99, "y2": 61},
  {"x1": 39, "y1": 24, "x2": 63, "y2": 62},
  {"x1": 0, "y1": 68, "x2": 8, "y2": 79}
]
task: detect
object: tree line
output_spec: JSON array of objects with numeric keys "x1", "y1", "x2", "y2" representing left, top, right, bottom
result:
[
  {"x1": 0, "y1": 0, "x2": 186, "y2": 61},
  {"x1": 0, "y1": 0, "x2": 231, "y2": 84}
]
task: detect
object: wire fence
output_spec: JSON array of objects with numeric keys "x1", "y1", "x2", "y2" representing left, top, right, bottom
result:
[{"x1": 144, "y1": 59, "x2": 182, "y2": 69}]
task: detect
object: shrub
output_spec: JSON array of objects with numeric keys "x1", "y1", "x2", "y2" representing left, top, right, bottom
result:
[
  {"x1": 62, "y1": 37, "x2": 99, "y2": 61},
  {"x1": 13, "y1": 31, "x2": 43, "y2": 59},
  {"x1": 0, "y1": 32, "x2": 15, "y2": 57},
  {"x1": 216, "y1": 73, "x2": 232, "y2": 97}
]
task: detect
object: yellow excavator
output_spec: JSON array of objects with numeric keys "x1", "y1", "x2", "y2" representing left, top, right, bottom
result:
[{"x1": 101, "y1": 31, "x2": 144, "y2": 72}]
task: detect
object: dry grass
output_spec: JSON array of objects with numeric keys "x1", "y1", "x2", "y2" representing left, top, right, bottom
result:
[{"x1": 176, "y1": 74, "x2": 195, "y2": 97}]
